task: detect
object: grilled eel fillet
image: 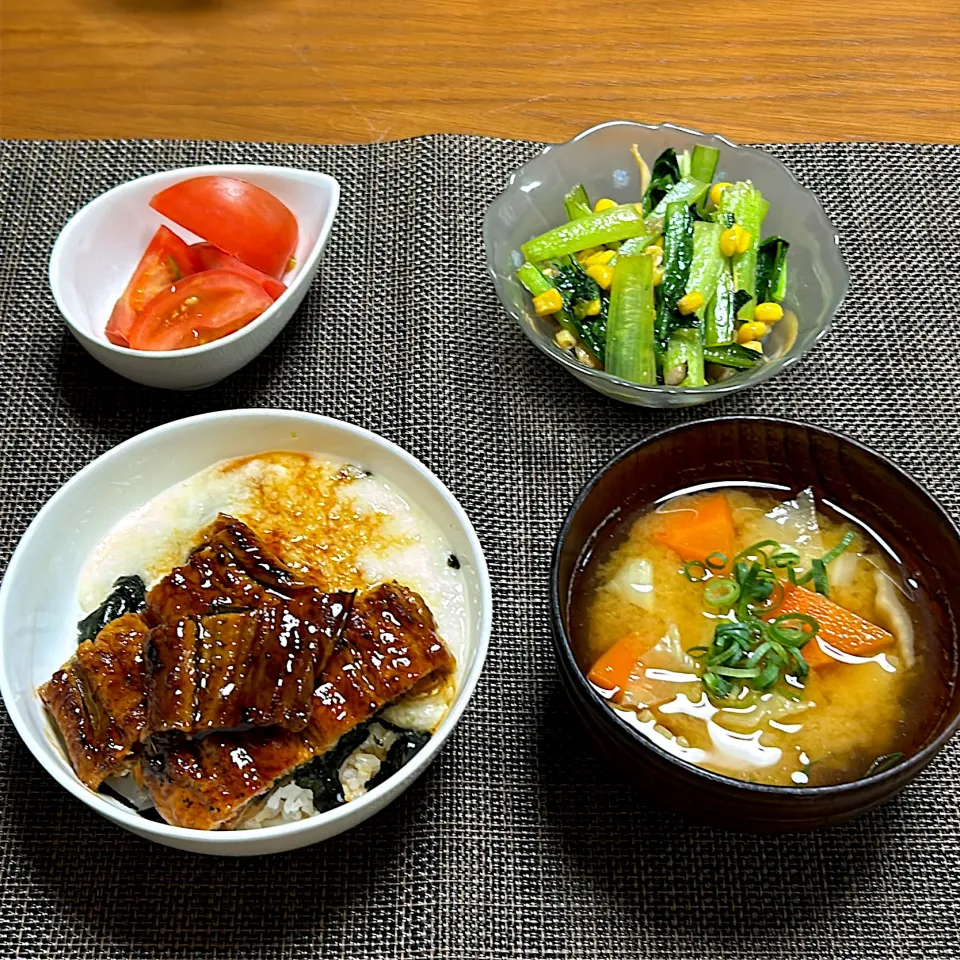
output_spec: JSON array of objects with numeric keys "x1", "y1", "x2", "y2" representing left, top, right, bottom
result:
[
  {"x1": 39, "y1": 614, "x2": 149, "y2": 789},
  {"x1": 142, "y1": 514, "x2": 354, "y2": 738},
  {"x1": 136, "y1": 581, "x2": 455, "y2": 830}
]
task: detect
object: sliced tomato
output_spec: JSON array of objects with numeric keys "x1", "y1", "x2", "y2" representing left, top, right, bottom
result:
[
  {"x1": 127, "y1": 269, "x2": 273, "y2": 352},
  {"x1": 190, "y1": 243, "x2": 287, "y2": 300},
  {"x1": 105, "y1": 226, "x2": 196, "y2": 346},
  {"x1": 150, "y1": 177, "x2": 298, "y2": 278}
]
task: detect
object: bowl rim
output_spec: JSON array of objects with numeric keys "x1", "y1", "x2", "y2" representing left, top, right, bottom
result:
[
  {"x1": 49, "y1": 164, "x2": 340, "y2": 361},
  {"x1": 0, "y1": 408, "x2": 493, "y2": 846},
  {"x1": 549, "y1": 414, "x2": 960, "y2": 797},
  {"x1": 484, "y1": 119, "x2": 851, "y2": 400}
]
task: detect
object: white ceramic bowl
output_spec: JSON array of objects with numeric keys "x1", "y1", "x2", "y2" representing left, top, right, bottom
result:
[
  {"x1": 50, "y1": 165, "x2": 340, "y2": 391},
  {"x1": 0, "y1": 410, "x2": 492, "y2": 856}
]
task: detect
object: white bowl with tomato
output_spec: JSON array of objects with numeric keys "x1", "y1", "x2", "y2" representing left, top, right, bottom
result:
[{"x1": 50, "y1": 165, "x2": 339, "y2": 390}]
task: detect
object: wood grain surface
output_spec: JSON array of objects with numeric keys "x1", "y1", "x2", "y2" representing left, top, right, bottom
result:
[{"x1": 2, "y1": 0, "x2": 959, "y2": 144}]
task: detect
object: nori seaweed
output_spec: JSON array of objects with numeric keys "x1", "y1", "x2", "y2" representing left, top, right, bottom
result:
[
  {"x1": 77, "y1": 575, "x2": 147, "y2": 644},
  {"x1": 294, "y1": 720, "x2": 432, "y2": 812}
]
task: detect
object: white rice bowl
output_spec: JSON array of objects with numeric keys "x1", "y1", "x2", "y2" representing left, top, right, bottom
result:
[{"x1": 0, "y1": 411, "x2": 491, "y2": 855}]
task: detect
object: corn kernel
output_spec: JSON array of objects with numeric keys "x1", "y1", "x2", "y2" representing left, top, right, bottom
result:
[
  {"x1": 741, "y1": 340, "x2": 764, "y2": 354},
  {"x1": 554, "y1": 329, "x2": 577, "y2": 350},
  {"x1": 653, "y1": 265, "x2": 664, "y2": 286},
  {"x1": 738, "y1": 321, "x2": 767, "y2": 343},
  {"x1": 586, "y1": 264, "x2": 614, "y2": 290},
  {"x1": 576, "y1": 248, "x2": 598, "y2": 263},
  {"x1": 643, "y1": 245, "x2": 663, "y2": 267},
  {"x1": 709, "y1": 181, "x2": 732, "y2": 206},
  {"x1": 583, "y1": 298, "x2": 602, "y2": 316},
  {"x1": 583, "y1": 249, "x2": 616, "y2": 267},
  {"x1": 755, "y1": 301, "x2": 784, "y2": 323},
  {"x1": 736, "y1": 226, "x2": 752, "y2": 253},
  {"x1": 532, "y1": 288, "x2": 563, "y2": 316},
  {"x1": 593, "y1": 198, "x2": 617, "y2": 213},
  {"x1": 720, "y1": 227, "x2": 739, "y2": 257},
  {"x1": 677, "y1": 291, "x2": 704, "y2": 316}
]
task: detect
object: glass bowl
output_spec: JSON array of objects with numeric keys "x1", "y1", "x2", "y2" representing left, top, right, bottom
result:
[{"x1": 483, "y1": 121, "x2": 850, "y2": 408}]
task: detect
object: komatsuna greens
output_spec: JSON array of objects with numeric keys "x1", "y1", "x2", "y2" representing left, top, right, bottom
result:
[{"x1": 517, "y1": 143, "x2": 791, "y2": 387}]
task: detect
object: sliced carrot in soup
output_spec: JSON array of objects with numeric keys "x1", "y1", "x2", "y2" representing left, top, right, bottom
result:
[
  {"x1": 587, "y1": 633, "x2": 685, "y2": 708},
  {"x1": 653, "y1": 492, "x2": 735, "y2": 569},
  {"x1": 776, "y1": 581, "x2": 895, "y2": 668},
  {"x1": 588, "y1": 633, "x2": 649, "y2": 698}
]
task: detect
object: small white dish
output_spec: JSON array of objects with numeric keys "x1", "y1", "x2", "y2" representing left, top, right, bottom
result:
[
  {"x1": 50, "y1": 165, "x2": 340, "y2": 391},
  {"x1": 0, "y1": 409, "x2": 492, "y2": 856}
]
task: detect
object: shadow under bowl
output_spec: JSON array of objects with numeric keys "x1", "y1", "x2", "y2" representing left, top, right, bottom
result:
[{"x1": 550, "y1": 416, "x2": 960, "y2": 831}]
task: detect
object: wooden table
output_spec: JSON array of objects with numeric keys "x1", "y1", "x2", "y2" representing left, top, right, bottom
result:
[{"x1": 2, "y1": 0, "x2": 959, "y2": 144}]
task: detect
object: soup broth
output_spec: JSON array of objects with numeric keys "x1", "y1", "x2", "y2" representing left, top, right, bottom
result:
[{"x1": 569, "y1": 484, "x2": 949, "y2": 787}]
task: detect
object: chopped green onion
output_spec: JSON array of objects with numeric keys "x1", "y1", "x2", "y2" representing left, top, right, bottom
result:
[
  {"x1": 713, "y1": 665, "x2": 761, "y2": 679},
  {"x1": 754, "y1": 661, "x2": 781, "y2": 689},
  {"x1": 703, "y1": 578, "x2": 741, "y2": 607},
  {"x1": 683, "y1": 560, "x2": 709, "y2": 581},
  {"x1": 820, "y1": 530, "x2": 856, "y2": 566},
  {"x1": 770, "y1": 546, "x2": 801, "y2": 568},
  {"x1": 864, "y1": 752, "x2": 905, "y2": 777},
  {"x1": 734, "y1": 540, "x2": 780, "y2": 566},
  {"x1": 705, "y1": 551, "x2": 728, "y2": 569},
  {"x1": 810, "y1": 558, "x2": 829, "y2": 596},
  {"x1": 769, "y1": 613, "x2": 819, "y2": 648},
  {"x1": 689, "y1": 532, "x2": 823, "y2": 701}
]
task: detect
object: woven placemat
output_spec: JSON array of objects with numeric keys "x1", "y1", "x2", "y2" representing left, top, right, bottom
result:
[{"x1": 0, "y1": 136, "x2": 958, "y2": 960}]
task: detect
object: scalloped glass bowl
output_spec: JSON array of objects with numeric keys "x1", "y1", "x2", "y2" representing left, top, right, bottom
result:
[{"x1": 483, "y1": 121, "x2": 850, "y2": 408}]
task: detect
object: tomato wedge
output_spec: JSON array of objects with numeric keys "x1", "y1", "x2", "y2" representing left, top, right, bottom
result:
[
  {"x1": 150, "y1": 177, "x2": 298, "y2": 279},
  {"x1": 127, "y1": 269, "x2": 273, "y2": 352},
  {"x1": 190, "y1": 243, "x2": 287, "y2": 301},
  {"x1": 105, "y1": 226, "x2": 196, "y2": 346}
]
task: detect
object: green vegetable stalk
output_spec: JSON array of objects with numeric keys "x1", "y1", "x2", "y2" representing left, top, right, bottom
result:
[
  {"x1": 618, "y1": 229, "x2": 660, "y2": 258},
  {"x1": 664, "y1": 328, "x2": 706, "y2": 387},
  {"x1": 706, "y1": 262, "x2": 736, "y2": 345},
  {"x1": 686, "y1": 221, "x2": 725, "y2": 319},
  {"x1": 703, "y1": 342, "x2": 763, "y2": 369},
  {"x1": 719, "y1": 181, "x2": 769, "y2": 319},
  {"x1": 517, "y1": 261, "x2": 576, "y2": 335},
  {"x1": 563, "y1": 184, "x2": 592, "y2": 221},
  {"x1": 642, "y1": 148, "x2": 681, "y2": 214},
  {"x1": 756, "y1": 235, "x2": 789, "y2": 304},
  {"x1": 650, "y1": 176, "x2": 709, "y2": 219},
  {"x1": 517, "y1": 260, "x2": 605, "y2": 360},
  {"x1": 606, "y1": 255, "x2": 657, "y2": 385},
  {"x1": 689, "y1": 145, "x2": 720, "y2": 183},
  {"x1": 655, "y1": 200, "x2": 695, "y2": 352},
  {"x1": 521, "y1": 205, "x2": 651, "y2": 262}
]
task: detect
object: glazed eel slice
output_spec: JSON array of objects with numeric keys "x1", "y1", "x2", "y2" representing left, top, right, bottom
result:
[
  {"x1": 141, "y1": 514, "x2": 354, "y2": 738},
  {"x1": 145, "y1": 514, "x2": 318, "y2": 624},
  {"x1": 39, "y1": 614, "x2": 149, "y2": 789},
  {"x1": 137, "y1": 582, "x2": 456, "y2": 830}
]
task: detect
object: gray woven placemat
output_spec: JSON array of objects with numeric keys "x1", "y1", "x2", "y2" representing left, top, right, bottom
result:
[{"x1": 0, "y1": 135, "x2": 958, "y2": 960}]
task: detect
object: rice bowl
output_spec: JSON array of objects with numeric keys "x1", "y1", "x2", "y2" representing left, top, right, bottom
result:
[{"x1": 0, "y1": 410, "x2": 492, "y2": 855}]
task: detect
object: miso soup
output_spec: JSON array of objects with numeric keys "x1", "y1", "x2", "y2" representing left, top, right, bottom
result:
[{"x1": 569, "y1": 484, "x2": 950, "y2": 787}]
